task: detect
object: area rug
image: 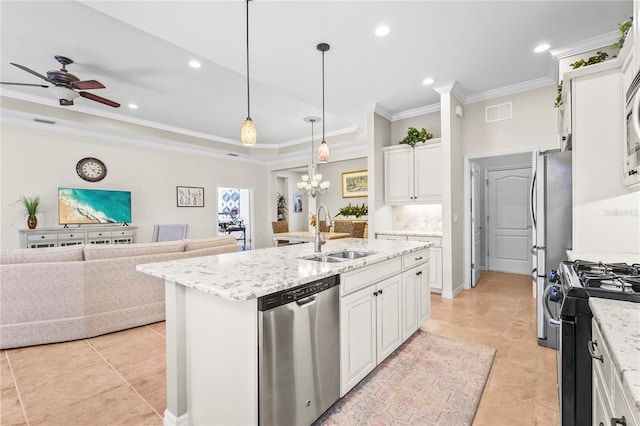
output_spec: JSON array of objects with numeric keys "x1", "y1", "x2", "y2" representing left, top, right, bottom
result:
[{"x1": 314, "y1": 331, "x2": 496, "y2": 426}]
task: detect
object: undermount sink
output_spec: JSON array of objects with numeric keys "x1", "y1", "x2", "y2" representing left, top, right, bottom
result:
[
  {"x1": 326, "y1": 250, "x2": 376, "y2": 260},
  {"x1": 302, "y1": 250, "x2": 376, "y2": 263}
]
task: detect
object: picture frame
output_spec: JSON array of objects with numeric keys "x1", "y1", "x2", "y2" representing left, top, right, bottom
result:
[
  {"x1": 342, "y1": 170, "x2": 368, "y2": 198},
  {"x1": 177, "y1": 186, "x2": 204, "y2": 207},
  {"x1": 293, "y1": 193, "x2": 303, "y2": 213}
]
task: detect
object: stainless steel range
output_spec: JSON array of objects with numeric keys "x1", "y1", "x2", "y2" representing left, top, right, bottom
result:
[{"x1": 547, "y1": 260, "x2": 640, "y2": 426}]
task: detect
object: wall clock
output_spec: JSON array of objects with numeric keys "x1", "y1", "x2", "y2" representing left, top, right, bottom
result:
[{"x1": 76, "y1": 157, "x2": 107, "y2": 182}]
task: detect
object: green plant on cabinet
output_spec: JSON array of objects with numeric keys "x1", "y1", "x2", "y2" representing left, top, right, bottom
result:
[
  {"x1": 335, "y1": 203, "x2": 368, "y2": 218},
  {"x1": 399, "y1": 127, "x2": 433, "y2": 147}
]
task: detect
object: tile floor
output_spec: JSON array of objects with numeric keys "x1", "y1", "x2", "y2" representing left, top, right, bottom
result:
[{"x1": 1, "y1": 271, "x2": 558, "y2": 425}]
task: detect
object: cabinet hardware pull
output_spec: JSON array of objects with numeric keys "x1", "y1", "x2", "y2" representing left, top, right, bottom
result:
[
  {"x1": 611, "y1": 416, "x2": 626, "y2": 426},
  {"x1": 379, "y1": 289, "x2": 383, "y2": 294},
  {"x1": 587, "y1": 340, "x2": 603, "y2": 363},
  {"x1": 600, "y1": 423, "x2": 604, "y2": 426},
  {"x1": 415, "y1": 256, "x2": 423, "y2": 261},
  {"x1": 373, "y1": 291, "x2": 378, "y2": 296}
]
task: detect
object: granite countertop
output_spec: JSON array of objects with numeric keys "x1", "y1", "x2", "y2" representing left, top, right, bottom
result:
[
  {"x1": 589, "y1": 298, "x2": 640, "y2": 416},
  {"x1": 376, "y1": 230, "x2": 443, "y2": 238},
  {"x1": 137, "y1": 238, "x2": 430, "y2": 301},
  {"x1": 567, "y1": 250, "x2": 640, "y2": 265}
]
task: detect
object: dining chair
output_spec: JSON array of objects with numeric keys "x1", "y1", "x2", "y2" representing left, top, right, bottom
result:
[
  {"x1": 333, "y1": 220, "x2": 353, "y2": 234},
  {"x1": 318, "y1": 221, "x2": 331, "y2": 233},
  {"x1": 272, "y1": 221, "x2": 291, "y2": 246},
  {"x1": 350, "y1": 222, "x2": 367, "y2": 238},
  {"x1": 151, "y1": 224, "x2": 188, "y2": 242}
]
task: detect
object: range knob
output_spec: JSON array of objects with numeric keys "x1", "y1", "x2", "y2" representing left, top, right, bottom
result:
[
  {"x1": 548, "y1": 270, "x2": 558, "y2": 283},
  {"x1": 549, "y1": 285, "x2": 561, "y2": 302}
]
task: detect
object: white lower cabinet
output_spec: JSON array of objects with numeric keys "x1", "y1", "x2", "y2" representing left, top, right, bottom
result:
[
  {"x1": 591, "y1": 319, "x2": 639, "y2": 426},
  {"x1": 407, "y1": 236, "x2": 442, "y2": 293},
  {"x1": 340, "y1": 274, "x2": 401, "y2": 396},
  {"x1": 401, "y1": 260, "x2": 430, "y2": 340}
]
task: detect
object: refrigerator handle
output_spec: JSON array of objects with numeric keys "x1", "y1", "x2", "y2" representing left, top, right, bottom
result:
[{"x1": 530, "y1": 169, "x2": 537, "y2": 230}]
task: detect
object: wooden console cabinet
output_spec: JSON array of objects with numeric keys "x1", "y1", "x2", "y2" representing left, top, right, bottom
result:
[{"x1": 19, "y1": 226, "x2": 137, "y2": 248}]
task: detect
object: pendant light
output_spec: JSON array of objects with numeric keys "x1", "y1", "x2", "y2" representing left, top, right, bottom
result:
[
  {"x1": 317, "y1": 43, "x2": 330, "y2": 162},
  {"x1": 240, "y1": 0, "x2": 256, "y2": 145},
  {"x1": 297, "y1": 116, "x2": 329, "y2": 197}
]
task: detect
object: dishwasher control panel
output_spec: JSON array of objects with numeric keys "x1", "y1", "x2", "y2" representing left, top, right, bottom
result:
[{"x1": 258, "y1": 274, "x2": 340, "y2": 311}]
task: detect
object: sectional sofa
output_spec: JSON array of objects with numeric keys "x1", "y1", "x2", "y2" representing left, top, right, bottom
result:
[{"x1": 0, "y1": 236, "x2": 239, "y2": 349}]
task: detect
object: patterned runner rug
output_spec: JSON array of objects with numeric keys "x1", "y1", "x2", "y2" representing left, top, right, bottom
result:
[{"x1": 315, "y1": 331, "x2": 496, "y2": 425}]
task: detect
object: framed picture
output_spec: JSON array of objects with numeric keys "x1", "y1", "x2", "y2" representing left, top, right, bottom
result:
[
  {"x1": 293, "y1": 193, "x2": 303, "y2": 213},
  {"x1": 177, "y1": 186, "x2": 204, "y2": 207},
  {"x1": 342, "y1": 170, "x2": 368, "y2": 198}
]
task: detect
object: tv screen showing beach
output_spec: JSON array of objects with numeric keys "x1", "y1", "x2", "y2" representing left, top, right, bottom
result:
[{"x1": 58, "y1": 188, "x2": 131, "y2": 225}]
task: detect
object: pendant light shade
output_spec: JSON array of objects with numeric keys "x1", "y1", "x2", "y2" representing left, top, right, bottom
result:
[
  {"x1": 241, "y1": 0, "x2": 256, "y2": 146},
  {"x1": 241, "y1": 118, "x2": 256, "y2": 145},
  {"x1": 317, "y1": 42, "x2": 330, "y2": 163},
  {"x1": 297, "y1": 116, "x2": 329, "y2": 197}
]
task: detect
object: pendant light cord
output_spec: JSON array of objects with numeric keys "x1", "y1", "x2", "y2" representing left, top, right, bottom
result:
[
  {"x1": 311, "y1": 119, "x2": 315, "y2": 164},
  {"x1": 321, "y1": 50, "x2": 325, "y2": 142},
  {"x1": 246, "y1": 0, "x2": 251, "y2": 120}
]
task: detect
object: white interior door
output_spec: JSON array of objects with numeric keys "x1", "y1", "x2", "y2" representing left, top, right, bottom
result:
[
  {"x1": 487, "y1": 167, "x2": 532, "y2": 274},
  {"x1": 470, "y1": 163, "x2": 483, "y2": 286}
]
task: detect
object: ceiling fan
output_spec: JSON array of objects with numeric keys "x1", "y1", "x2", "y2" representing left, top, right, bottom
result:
[{"x1": 0, "y1": 55, "x2": 120, "y2": 108}]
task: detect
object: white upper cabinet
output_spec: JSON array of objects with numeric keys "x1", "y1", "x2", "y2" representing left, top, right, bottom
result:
[{"x1": 383, "y1": 139, "x2": 442, "y2": 204}]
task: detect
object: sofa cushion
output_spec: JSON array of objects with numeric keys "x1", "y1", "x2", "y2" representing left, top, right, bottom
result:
[
  {"x1": 83, "y1": 240, "x2": 185, "y2": 261},
  {"x1": 0, "y1": 245, "x2": 85, "y2": 265},
  {"x1": 184, "y1": 236, "x2": 236, "y2": 251}
]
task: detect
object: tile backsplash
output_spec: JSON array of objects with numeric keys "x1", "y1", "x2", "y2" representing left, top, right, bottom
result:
[{"x1": 392, "y1": 204, "x2": 442, "y2": 232}]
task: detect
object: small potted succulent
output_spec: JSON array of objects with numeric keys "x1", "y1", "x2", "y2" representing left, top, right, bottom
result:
[{"x1": 15, "y1": 195, "x2": 41, "y2": 229}]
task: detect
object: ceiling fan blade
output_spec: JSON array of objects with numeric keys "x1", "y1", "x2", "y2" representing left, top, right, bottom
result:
[
  {"x1": 72, "y1": 80, "x2": 105, "y2": 90},
  {"x1": 79, "y1": 91, "x2": 120, "y2": 108},
  {"x1": 0, "y1": 81, "x2": 49, "y2": 88},
  {"x1": 10, "y1": 63, "x2": 50, "y2": 82}
]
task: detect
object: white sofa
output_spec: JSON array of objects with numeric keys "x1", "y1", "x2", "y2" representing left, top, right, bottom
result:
[{"x1": 0, "y1": 236, "x2": 239, "y2": 349}]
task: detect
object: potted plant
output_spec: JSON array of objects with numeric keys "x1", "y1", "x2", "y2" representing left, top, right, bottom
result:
[
  {"x1": 399, "y1": 127, "x2": 433, "y2": 147},
  {"x1": 335, "y1": 203, "x2": 368, "y2": 219},
  {"x1": 276, "y1": 192, "x2": 287, "y2": 221},
  {"x1": 15, "y1": 195, "x2": 41, "y2": 229}
]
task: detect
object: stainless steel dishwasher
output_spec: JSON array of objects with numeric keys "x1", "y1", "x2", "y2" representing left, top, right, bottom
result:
[{"x1": 258, "y1": 274, "x2": 340, "y2": 426}]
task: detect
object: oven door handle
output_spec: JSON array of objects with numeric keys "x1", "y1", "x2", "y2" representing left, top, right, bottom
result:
[
  {"x1": 542, "y1": 285, "x2": 561, "y2": 326},
  {"x1": 633, "y1": 88, "x2": 640, "y2": 143}
]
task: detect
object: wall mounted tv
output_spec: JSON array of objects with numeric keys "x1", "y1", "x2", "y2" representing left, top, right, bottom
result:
[{"x1": 58, "y1": 188, "x2": 132, "y2": 225}]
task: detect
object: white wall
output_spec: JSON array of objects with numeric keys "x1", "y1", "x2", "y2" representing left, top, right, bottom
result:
[
  {"x1": 1, "y1": 123, "x2": 271, "y2": 249},
  {"x1": 271, "y1": 170, "x2": 308, "y2": 232},
  {"x1": 390, "y1": 111, "x2": 441, "y2": 144},
  {"x1": 316, "y1": 157, "x2": 368, "y2": 222},
  {"x1": 369, "y1": 112, "x2": 392, "y2": 237},
  {"x1": 462, "y1": 85, "x2": 559, "y2": 157}
]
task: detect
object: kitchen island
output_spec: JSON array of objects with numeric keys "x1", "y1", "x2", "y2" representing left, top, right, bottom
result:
[{"x1": 137, "y1": 238, "x2": 430, "y2": 426}]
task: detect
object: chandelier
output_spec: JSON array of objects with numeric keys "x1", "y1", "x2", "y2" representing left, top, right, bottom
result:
[{"x1": 297, "y1": 116, "x2": 329, "y2": 197}]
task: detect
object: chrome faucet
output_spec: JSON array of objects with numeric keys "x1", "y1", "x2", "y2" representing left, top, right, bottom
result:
[{"x1": 314, "y1": 204, "x2": 332, "y2": 253}]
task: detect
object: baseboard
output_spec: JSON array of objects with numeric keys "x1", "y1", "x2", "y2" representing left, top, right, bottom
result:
[
  {"x1": 441, "y1": 283, "x2": 465, "y2": 299},
  {"x1": 164, "y1": 409, "x2": 189, "y2": 426}
]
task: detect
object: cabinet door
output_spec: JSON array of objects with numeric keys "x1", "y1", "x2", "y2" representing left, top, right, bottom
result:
[
  {"x1": 340, "y1": 286, "x2": 376, "y2": 396},
  {"x1": 429, "y1": 246, "x2": 443, "y2": 292},
  {"x1": 401, "y1": 269, "x2": 418, "y2": 340},
  {"x1": 376, "y1": 275, "x2": 402, "y2": 363},
  {"x1": 384, "y1": 147, "x2": 414, "y2": 203},
  {"x1": 414, "y1": 143, "x2": 442, "y2": 202},
  {"x1": 417, "y1": 262, "x2": 431, "y2": 326}
]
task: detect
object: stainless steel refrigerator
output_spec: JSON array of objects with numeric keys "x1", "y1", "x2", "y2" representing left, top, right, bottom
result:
[{"x1": 531, "y1": 149, "x2": 572, "y2": 350}]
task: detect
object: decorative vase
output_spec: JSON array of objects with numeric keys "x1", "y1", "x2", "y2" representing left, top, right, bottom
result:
[{"x1": 27, "y1": 214, "x2": 37, "y2": 229}]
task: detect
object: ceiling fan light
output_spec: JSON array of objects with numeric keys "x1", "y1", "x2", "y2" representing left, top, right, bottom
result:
[
  {"x1": 49, "y1": 86, "x2": 79, "y2": 101},
  {"x1": 240, "y1": 118, "x2": 256, "y2": 145},
  {"x1": 318, "y1": 140, "x2": 330, "y2": 163}
]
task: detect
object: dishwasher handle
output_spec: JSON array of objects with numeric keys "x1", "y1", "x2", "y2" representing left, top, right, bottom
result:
[{"x1": 296, "y1": 295, "x2": 318, "y2": 307}]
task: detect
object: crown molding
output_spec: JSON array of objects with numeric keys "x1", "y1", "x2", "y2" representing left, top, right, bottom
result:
[
  {"x1": 433, "y1": 80, "x2": 466, "y2": 104},
  {"x1": 365, "y1": 103, "x2": 393, "y2": 121},
  {"x1": 549, "y1": 30, "x2": 618, "y2": 59},
  {"x1": 464, "y1": 77, "x2": 555, "y2": 105},
  {"x1": 391, "y1": 103, "x2": 441, "y2": 121}
]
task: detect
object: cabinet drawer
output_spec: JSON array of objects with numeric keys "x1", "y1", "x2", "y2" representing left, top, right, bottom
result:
[
  {"x1": 112, "y1": 229, "x2": 134, "y2": 237},
  {"x1": 613, "y1": 370, "x2": 640, "y2": 426},
  {"x1": 57, "y1": 232, "x2": 82, "y2": 240},
  {"x1": 27, "y1": 233, "x2": 57, "y2": 242},
  {"x1": 407, "y1": 236, "x2": 441, "y2": 247},
  {"x1": 341, "y1": 258, "x2": 402, "y2": 296},
  {"x1": 88, "y1": 231, "x2": 112, "y2": 238},
  {"x1": 402, "y1": 249, "x2": 429, "y2": 270}
]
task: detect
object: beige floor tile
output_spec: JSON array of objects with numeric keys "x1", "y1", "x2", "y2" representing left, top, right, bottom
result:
[
  {"x1": 147, "y1": 321, "x2": 166, "y2": 337},
  {"x1": 1, "y1": 351, "x2": 28, "y2": 425},
  {"x1": 88, "y1": 326, "x2": 166, "y2": 415}
]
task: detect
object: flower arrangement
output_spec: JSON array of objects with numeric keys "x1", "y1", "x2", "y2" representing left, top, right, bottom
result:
[
  {"x1": 310, "y1": 214, "x2": 317, "y2": 227},
  {"x1": 335, "y1": 203, "x2": 368, "y2": 218}
]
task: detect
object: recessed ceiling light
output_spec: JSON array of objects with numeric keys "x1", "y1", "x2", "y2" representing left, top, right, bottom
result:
[
  {"x1": 128, "y1": 103, "x2": 138, "y2": 110},
  {"x1": 375, "y1": 25, "x2": 390, "y2": 37},
  {"x1": 422, "y1": 78, "x2": 434, "y2": 86},
  {"x1": 534, "y1": 43, "x2": 550, "y2": 53},
  {"x1": 189, "y1": 60, "x2": 202, "y2": 69}
]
